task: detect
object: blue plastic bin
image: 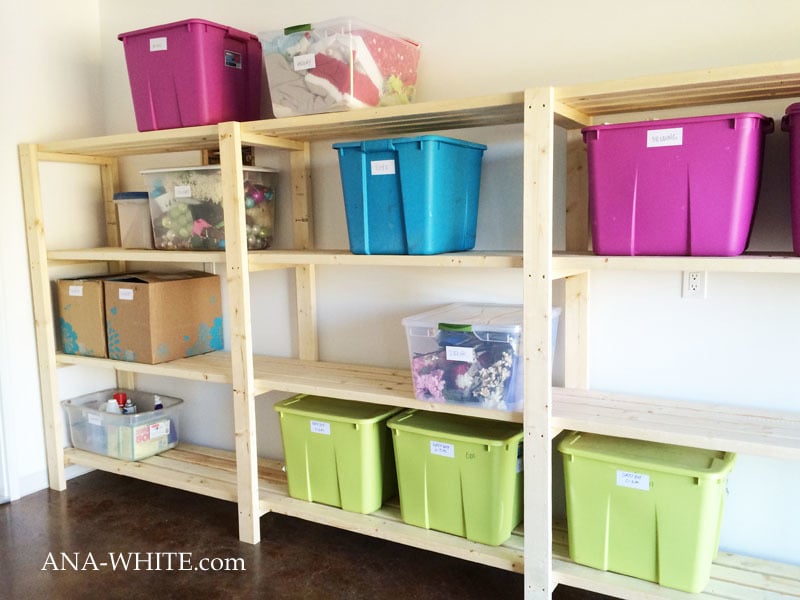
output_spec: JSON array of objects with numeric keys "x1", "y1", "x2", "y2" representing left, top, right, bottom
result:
[{"x1": 333, "y1": 135, "x2": 487, "y2": 255}]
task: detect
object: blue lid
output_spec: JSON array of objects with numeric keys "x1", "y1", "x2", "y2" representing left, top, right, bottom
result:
[{"x1": 113, "y1": 191, "x2": 149, "y2": 201}]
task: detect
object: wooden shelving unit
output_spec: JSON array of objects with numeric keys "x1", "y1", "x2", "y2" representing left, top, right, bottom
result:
[{"x1": 19, "y1": 59, "x2": 800, "y2": 599}]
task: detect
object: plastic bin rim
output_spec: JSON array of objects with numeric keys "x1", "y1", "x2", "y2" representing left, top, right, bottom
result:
[
  {"x1": 258, "y1": 16, "x2": 420, "y2": 47},
  {"x1": 140, "y1": 165, "x2": 277, "y2": 175},
  {"x1": 785, "y1": 102, "x2": 800, "y2": 115},
  {"x1": 332, "y1": 135, "x2": 487, "y2": 152},
  {"x1": 581, "y1": 112, "x2": 773, "y2": 134},
  {"x1": 402, "y1": 303, "x2": 560, "y2": 332},
  {"x1": 273, "y1": 395, "x2": 402, "y2": 424},
  {"x1": 387, "y1": 410, "x2": 524, "y2": 445},
  {"x1": 558, "y1": 431, "x2": 736, "y2": 479},
  {"x1": 118, "y1": 18, "x2": 259, "y2": 42}
]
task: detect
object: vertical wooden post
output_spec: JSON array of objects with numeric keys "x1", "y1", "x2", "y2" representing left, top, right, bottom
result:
[
  {"x1": 18, "y1": 143, "x2": 65, "y2": 490},
  {"x1": 564, "y1": 128, "x2": 590, "y2": 391},
  {"x1": 218, "y1": 122, "x2": 260, "y2": 544},
  {"x1": 291, "y1": 142, "x2": 318, "y2": 361},
  {"x1": 522, "y1": 88, "x2": 555, "y2": 598}
]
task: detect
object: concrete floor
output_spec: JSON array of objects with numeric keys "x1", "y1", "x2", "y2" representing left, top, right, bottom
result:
[{"x1": 0, "y1": 470, "x2": 613, "y2": 599}]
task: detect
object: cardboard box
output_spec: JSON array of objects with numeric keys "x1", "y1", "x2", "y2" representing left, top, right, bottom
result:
[
  {"x1": 104, "y1": 271, "x2": 223, "y2": 364},
  {"x1": 57, "y1": 277, "x2": 109, "y2": 358}
]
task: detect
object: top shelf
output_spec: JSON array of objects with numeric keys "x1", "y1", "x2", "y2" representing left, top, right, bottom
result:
[{"x1": 32, "y1": 58, "x2": 800, "y2": 158}]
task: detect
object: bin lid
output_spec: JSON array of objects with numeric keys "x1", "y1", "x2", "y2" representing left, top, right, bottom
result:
[
  {"x1": 582, "y1": 112, "x2": 773, "y2": 136},
  {"x1": 274, "y1": 394, "x2": 401, "y2": 423},
  {"x1": 387, "y1": 409, "x2": 523, "y2": 445},
  {"x1": 558, "y1": 431, "x2": 735, "y2": 479},
  {"x1": 402, "y1": 303, "x2": 523, "y2": 336}
]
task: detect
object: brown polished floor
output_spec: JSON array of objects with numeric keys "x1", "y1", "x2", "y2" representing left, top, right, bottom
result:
[{"x1": 0, "y1": 471, "x2": 614, "y2": 599}]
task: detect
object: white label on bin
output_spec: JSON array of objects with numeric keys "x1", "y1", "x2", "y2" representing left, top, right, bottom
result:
[
  {"x1": 430, "y1": 441, "x2": 455, "y2": 458},
  {"x1": 68, "y1": 285, "x2": 84, "y2": 297},
  {"x1": 310, "y1": 420, "x2": 331, "y2": 435},
  {"x1": 445, "y1": 346, "x2": 476, "y2": 363},
  {"x1": 293, "y1": 53, "x2": 316, "y2": 71},
  {"x1": 647, "y1": 127, "x2": 683, "y2": 148},
  {"x1": 370, "y1": 160, "x2": 396, "y2": 176},
  {"x1": 224, "y1": 50, "x2": 242, "y2": 69},
  {"x1": 174, "y1": 184, "x2": 192, "y2": 199},
  {"x1": 88, "y1": 413, "x2": 102, "y2": 427},
  {"x1": 118, "y1": 288, "x2": 134, "y2": 301},
  {"x1": 616, "y1": 469, "x2": 650, "y2": 491},
  {"x1": 149, "y1": 421, "x2": 170, "y2": 439},
  {"x1": 149, "y1": 37, "x2": 168, "y2": 52}
]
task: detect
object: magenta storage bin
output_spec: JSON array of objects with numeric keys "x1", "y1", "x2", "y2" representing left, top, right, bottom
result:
[
  {"x1": 781, "y1": 103, "x2": 800, "y2": 255},
  {"x1": 582, "y1": 113, "x2": 773, "y2": 256},
  {"x1": 118, "y1": 19, "x2": 265, "y2": 131}
]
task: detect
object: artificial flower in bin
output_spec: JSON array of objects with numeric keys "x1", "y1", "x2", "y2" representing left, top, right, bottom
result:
[{"x1": 411, "y1": 326, "x2": 518, "y2": 410}]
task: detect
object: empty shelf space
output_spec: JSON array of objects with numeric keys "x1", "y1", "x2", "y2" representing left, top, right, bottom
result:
[{"x1": 553, "y1": 387, "x2": 800, "y2": 460}]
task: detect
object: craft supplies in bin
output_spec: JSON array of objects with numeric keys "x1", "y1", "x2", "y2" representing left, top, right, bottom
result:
[
  {"x1": 63, "y1": 389, "x2": 182, "y2": 461},
  {"x1": 387, "y1": 409, "x2": 523, "y2": 545},
  {"x1": 118, "y1": 19, "x2": 264, "y2": 131},
  {"x1": 274, "y1": 395, "x2": 401, "y2": 514},
  {"x1": 402, "y1": 303, "x2": 560, "y2": 411},
  {"x1": 333, "y1": 136, "x2": 486, "y2": 254},
  {"x1": 259, "y1": 18, "x2": 420, "y2": 117},
  {"x1": 114, "y1": 192, "x2": 154, "y2": 249},
  {"x1": 582, "y1": 112, "x2": 773, "y2": 256},
  {"x1": 141, "y1": 166, "x2": 276, "y2": 250},
  {"x1": 558, "y1": 431, "x2": 736, "y2": 593}
]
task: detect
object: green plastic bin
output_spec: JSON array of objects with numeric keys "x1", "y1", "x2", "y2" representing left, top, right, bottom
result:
[
  {"x1": 387, "y1": 409, "x2": 524, "y2": 546},
  {"x1": 274, "y1": 395, "x2": 401, "y2": 514},
  {"x1": 558, "y1": 431, "x2": 736, "y2": 593}
]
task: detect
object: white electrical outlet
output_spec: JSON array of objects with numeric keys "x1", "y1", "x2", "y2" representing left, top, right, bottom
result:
[{"x1": 682, "y1": 271, "x2": 707, "y2": 299}]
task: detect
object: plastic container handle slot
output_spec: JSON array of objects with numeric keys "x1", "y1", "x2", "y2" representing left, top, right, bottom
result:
[
  {"x1": 438, "y1": 323, "x2": 473, "y2": 332},
  {"x1": 284, "y1": 23, "x2": 312, "y2": 35},
  {"x1": 224, "y1": 25, "x2": 256, "y2": 43}
]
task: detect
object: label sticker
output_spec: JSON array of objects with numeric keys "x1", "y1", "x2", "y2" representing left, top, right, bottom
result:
[
  {"x1": 647, "y1": 127, "x2": 683, "y2": 148},
  {"x1": 118, "y1": 288, "x2": 134, "y2": 301},
  {"x1": 68, "y1": 285, "x2": 84, "y2": 297},
  {"x1": 224, "y1": 50, "x2": 242, "y2": 69},
  {"x1": 174, "y1": 184, "x2": 192, "y2": 199},
  {"x1": 310, "y1": 420, "x2": 331, "y2": 435},
  {"x1": 370, "y1": 160, "x2": 396, "y2": 176},
  {"x1": 445, "y1": 346, "x2": 476, "y2": 362},
  {"x1": 430, "y1": 440, "x2": 455, "y2": 458},
  {"x1": 88, "y1": 413, "x2": 102, "y2": 426},
  {"x1": 616, "y1": 469, "x2": 650, "y2": 491},
  {"x1": 149, "y1": 421, "x2": 169, "y2": 439},
  {"x1": 149, "y1": 37, "x2": 167, "y2": 52},
  {"x1": 293, "y1": 53, "x2": 316, "y2": 71}
]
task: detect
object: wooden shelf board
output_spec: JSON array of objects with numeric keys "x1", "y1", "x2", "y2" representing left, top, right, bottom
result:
[
  {"x1": 242, "y1": 92, "x2": 525, "y2": 141},
  {"x1": 553, "y1": 387, "x2": 800, "y2": 460},
  {"x1": 65, "y1": 444, "x2": 524, "y2": 572},
  {"x1": 556, "y1": 59, "x2": 800, "y2": 119},
  {"x1": 554, "y1": 252, "x2": 800, "y2": 279},
  {"x1": 56, "y1": 352, "x2": 523, "y2": 423},
  {"x1": 33, "y1": 93, "x2": 524, "y2": 158},
  {"x1": 552, "y1": 524, "x2": 800, "y2": 599},
  {"x1": 248, "y1": 249, "x2": 523, "y2": 269},
  {"x1": 48, "y1": 247, "x2": 226, "y2": 264}
]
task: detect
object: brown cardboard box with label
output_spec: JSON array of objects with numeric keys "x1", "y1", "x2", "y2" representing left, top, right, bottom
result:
[
  {"x1": 104, "y1": 271, "x2": 223, "y2": 364},
  {"x1": 56, "y1": 277, "x2": 109, "y2": 358}
]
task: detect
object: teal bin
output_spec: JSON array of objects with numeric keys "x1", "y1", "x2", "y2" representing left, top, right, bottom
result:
[{"x1": 333, "y1": 135, "x2": 487, "y2": 255}]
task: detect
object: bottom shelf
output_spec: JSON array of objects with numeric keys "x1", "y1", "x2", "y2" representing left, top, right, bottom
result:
[{"x1": 64, "y1": 445, "x2": 800, "y2": 599}]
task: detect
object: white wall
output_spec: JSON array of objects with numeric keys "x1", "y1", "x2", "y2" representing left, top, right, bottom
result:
[
  {"x1": 4, "y1": 0, "x2": 800, "y2": 567},
  {"x1": 1, "y1": 1, "x2": 104, "y2": 499}
]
